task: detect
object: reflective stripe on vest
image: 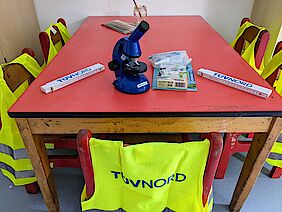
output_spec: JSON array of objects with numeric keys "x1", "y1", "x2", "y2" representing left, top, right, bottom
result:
[
  {"x1": 230, "y1": 22, "x2": 266, "y2": 75},
  {"x1": 0, "y1": 143, "x2": 28, "y2": 159},
  {"x1": 44, "y1": 22, "x2": 71, "y2": 65},
  {"x1": 81, "y1": 138, "x2": 212, "y2": 212},
  {"x1": 0, "y1": 162, "x2": 35, "y2": 179},
  {"x1": 269, "y1": 152, "x2": 282, "y2": 160},
  {"x1": 0, "y1": 54, "x2": 41, "y2": 185},
  {"x1": 266, "y1": 139, "x2": 282, "y2": 168}
]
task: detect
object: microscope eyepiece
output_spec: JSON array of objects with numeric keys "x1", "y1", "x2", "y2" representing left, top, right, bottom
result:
[
  {"x1": 128, "y1": 21, "x2": 150, "y2": 42},
  {"x1": 138, "y1": 21, "x2": 150, "y2": 33}
]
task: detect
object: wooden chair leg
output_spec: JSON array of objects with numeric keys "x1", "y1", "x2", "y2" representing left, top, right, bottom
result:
[
  {"x1": 215, "y1": 133, "x2": 235, "y2": 179},
  {"x1": 269, "y1": 166, "x2": 282, "y2": 178},
  {"x1": 25, "y1": 182, "x2": 40, "y2": 194}
]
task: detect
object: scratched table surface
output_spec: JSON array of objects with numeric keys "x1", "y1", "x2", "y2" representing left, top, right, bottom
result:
[{"x1": 8, "y1": 16, "x2": 282, "y2": 118}]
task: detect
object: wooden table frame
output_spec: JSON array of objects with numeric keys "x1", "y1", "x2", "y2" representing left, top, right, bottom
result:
[{"x1": 16, "y1": 116, "x2": 282, "y2": 212}]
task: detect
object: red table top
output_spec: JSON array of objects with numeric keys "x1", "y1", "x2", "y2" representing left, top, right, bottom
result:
[{"x1": 9, "y1": 16, "x2": 282, "y2": 118}]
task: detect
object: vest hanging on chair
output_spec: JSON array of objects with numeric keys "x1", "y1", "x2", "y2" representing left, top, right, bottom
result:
[
  {"x1": 261, "y1": 49, "x2": 282, "y2": 95},
  {"x1": 81, "y1": 138, "x2": 213, "y2": 212},
  {"x1": 0, "y1": 54, "x2": 42, "y2": 185},
  {"x1": 230, "y1": 22, "x2": 266, "y2": 75},
  {"x1": 44, "y1": 22, "x2": 71, "y2": 65}
]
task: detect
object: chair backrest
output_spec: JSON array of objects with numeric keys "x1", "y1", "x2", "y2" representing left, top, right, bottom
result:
[
  {"x1": 39, "y1": 18, "x2": 68, "y2": 63},
  {"x1": 76, "y1": 130, "x2": 223, "y2": 207},
  {"x1": 233, "y1": 18, "x2": 270, "y2": 69},
  {"x1": 3, "y1": 48, "x2": 35, "y2": 92},
  {"x1": 265, "y1": 41, "x2": 282, "y2": 87}
]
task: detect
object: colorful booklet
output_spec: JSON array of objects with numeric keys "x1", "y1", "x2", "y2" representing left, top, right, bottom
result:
[
  {"x1": 152, "y1": 63, "x2": 197, "y2": 91},
  {"x1": 149, "y1": 51, "x2": 197, "y2": 91}
]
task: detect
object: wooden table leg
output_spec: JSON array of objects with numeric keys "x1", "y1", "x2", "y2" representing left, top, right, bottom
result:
[
  {"x1": 16, "y1": 118, "x2": 59, "y2": 212},
  {"x1": 230, "y1": 117, "x2": 282, "y2": 211}
]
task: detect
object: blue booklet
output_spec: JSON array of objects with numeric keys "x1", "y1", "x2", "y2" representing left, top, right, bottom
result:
[{"x1": 152, "y1": 62, "x2": 197, "y2": 91}]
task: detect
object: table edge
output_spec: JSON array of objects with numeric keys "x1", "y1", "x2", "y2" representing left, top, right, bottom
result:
[{"x1": 8, "y1": 111, "x2": 282, "y2": 118}]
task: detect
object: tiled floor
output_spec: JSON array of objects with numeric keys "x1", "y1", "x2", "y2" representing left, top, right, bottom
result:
[
  {"x1": 213, "y1": 153, "x2": 282, "y2": 212},
  {"x1": 0, "y1": 154, "x2": 281, "y2": 212}
]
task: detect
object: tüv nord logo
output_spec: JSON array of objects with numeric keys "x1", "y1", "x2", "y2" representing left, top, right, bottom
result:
[
  {"x1": 56, "y1": 68, "x2": 92, "y2": 83},
  {"x1": 111, "y1": 171, "x2": 187, "y2": 189},
  {"x1": 214, "y1": 73, "x2": 253, "y2": 87}
]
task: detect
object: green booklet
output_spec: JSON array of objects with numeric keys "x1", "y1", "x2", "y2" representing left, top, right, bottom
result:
[{"x1": 152, "y1": 62, "x2": 197, "y2": 91}]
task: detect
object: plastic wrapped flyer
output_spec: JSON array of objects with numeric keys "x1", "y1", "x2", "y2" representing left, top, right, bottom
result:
[
  {"x1": 148, "y1": 50, "x2": 191, "y2": 67},
  {"x1": 149, "y1": 51, "x2": 197, "y2": 91}
]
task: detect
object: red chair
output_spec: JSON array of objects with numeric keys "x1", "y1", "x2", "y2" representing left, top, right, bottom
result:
[
  {"x1": 25, "y1": 134, "x2": 80, "y2": 194},
  {"x1": 269, "y1": 164, "x2": 282, "y2": 178},
  {"x1": 233, "y1": 18, "x2": 270, "y2": 70},
  {"x1": 39, "y1": 18, "x2": 68, "y2": 63},
  {"x1": 216, "y1": 41, "x2": 282, "y2": 179},
  {"x1": 76, "y1": 130, "x2": 223, "y2": 207},
  {"x1": 25, "y1": 19, "x2": 84, "y2": 195},
  {"x1": 3, "y1": 48, "x2": 36, "y2": 91},
  {"x1": 39, "y1": 18, "x2": 78, "y2": 173}
]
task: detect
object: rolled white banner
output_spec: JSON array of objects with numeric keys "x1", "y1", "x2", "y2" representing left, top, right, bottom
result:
[
  {"x1": 41, "y1": 63, "x2": 105, "y2": 94},
  {"x1": 197, "y1": 68, "x2": 272, "y2": 99}
]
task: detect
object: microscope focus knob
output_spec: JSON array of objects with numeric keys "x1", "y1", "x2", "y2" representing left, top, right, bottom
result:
[{"x1": 108, "y1": 60, "x2": 120, "y2": 71}]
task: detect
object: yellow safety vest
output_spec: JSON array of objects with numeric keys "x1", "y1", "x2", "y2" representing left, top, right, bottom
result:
[
  {"x1": 261, "y1": 49, "x2": 282, "y2": 95},
  {"x1": 44, "y1": 22, "x2": 71, "y2": 65},
  {"x1": 262, "y1": 49, "x2": 282, "y2": 168},
  {"x1": 81, "y1": 138, "x2": 213, "y2": 212},
  {"x1": 230, "y1": 22, "x2": 266, "y2": 75},
  {"x1": 266, "y1": 139, "x2": 282, "y2": 168},
  {"x1": 0, "y1": 54, "x2": 42, "y2": 185}
]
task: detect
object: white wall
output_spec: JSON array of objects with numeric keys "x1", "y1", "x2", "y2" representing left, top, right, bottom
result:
[{"x1": 33, "y1": 0, "x2": 255, "y2": 43}]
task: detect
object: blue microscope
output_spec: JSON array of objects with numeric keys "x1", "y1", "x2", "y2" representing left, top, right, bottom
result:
[{"x1": 108, "y1": 21, "x2": 150, "y2": 94}]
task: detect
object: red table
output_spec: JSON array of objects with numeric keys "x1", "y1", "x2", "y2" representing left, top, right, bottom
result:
[{"x1": 9, "y1": 16, "x2": 282, "y2": 211}]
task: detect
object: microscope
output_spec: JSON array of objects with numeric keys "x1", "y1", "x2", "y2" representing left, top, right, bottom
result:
[{"x1": 108, "y1": 21, "x2": 150, "y2": 94}]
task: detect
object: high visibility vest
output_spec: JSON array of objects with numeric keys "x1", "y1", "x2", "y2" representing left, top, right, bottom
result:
[
  {"x1": 0, "y1": 54, "x2": 42, "y2": 185},
  {"x1": 81, "y1": 138, "x2": 213, "y2": 212},
  {"x1": 261, "y1": 48, "x2": 282, "y2": 95},
  {"x1": 230, "y1": 22, "x2": 266, "y2": 75},
  {"x1": 262, "y1": 49, "x2": 282, "y2": 168},
  {"x1": 44, "y1": 22, "x2": 71, "y2": 65},
  {"x1": 266, "y1": 138, "x2": 282, "y2": 168}
]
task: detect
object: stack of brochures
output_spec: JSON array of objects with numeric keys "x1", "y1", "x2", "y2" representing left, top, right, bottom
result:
[
  {"x1": 102, "y1": 20, "x2": 137, "y2": 34},
  {"x1": 148, "y1": 51, "x2": 197, "y2": 91}
]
